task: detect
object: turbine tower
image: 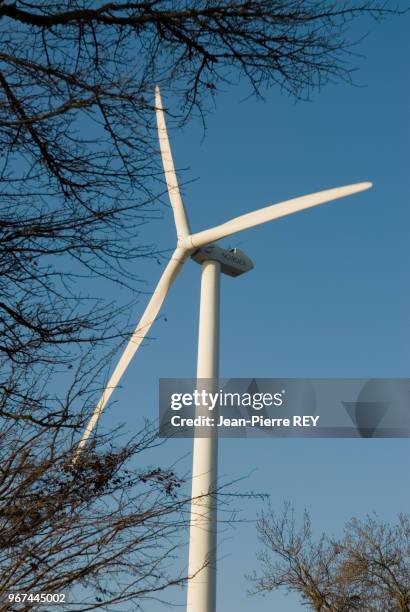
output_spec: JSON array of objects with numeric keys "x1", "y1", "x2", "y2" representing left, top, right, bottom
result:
[{"x1": 75, "y1": 86, "x2": 372, "y2": 612}]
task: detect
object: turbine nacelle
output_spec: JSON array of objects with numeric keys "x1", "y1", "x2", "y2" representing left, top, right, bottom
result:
[{"x1": 191, "y1": 245, "x2": 254, "y2": 277}]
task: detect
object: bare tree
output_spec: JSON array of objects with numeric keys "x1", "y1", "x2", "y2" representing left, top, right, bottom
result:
[
  {"x1": 248, "y1": 502, "x2": 360, "y2": 611},
  {"x1": 249, "y1": 503, "x2": 410, "y2": 611},
  {"x1": 338, "y1": 514, "x2": 410, "y2": 611},
  {"x1": 0, "y1": 361, "x2": 193, "y2": 611}
]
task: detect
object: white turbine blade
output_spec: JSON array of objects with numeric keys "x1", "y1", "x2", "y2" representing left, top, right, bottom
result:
[
  {"x1": 155, "y1": 86, "x2": 191, "y2": 238},
  {"x1": 188, "y1": 182, "x2": 372, "y2": 248},
  {"x1": 73, "y1": 248, "x2": 187, "y2": 461}
]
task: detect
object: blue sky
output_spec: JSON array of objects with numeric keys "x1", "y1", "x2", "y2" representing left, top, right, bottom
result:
[{"x1": 97, "y1": 10, "x2": 410, "y2": 611}]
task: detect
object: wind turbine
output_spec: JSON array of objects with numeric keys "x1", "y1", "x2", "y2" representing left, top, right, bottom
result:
[{"x1": 74, "y1": 86, "x2": 372, "y2": 612}]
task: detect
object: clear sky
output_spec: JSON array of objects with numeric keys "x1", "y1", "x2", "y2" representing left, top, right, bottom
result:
[{"x1": 97, "y1": 9, "x2": 409, "y2": 611}]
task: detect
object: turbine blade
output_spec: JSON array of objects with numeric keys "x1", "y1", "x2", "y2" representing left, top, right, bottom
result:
[
  {"x1": 155, "y1": 86, "x2": 191, "y2": 238},
  {"x1": 188, "y1": 182, "x2": 372, "y2": 248},
  {"x1": 73, "y1": 249, "x2": 187, "y2": 461}
]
